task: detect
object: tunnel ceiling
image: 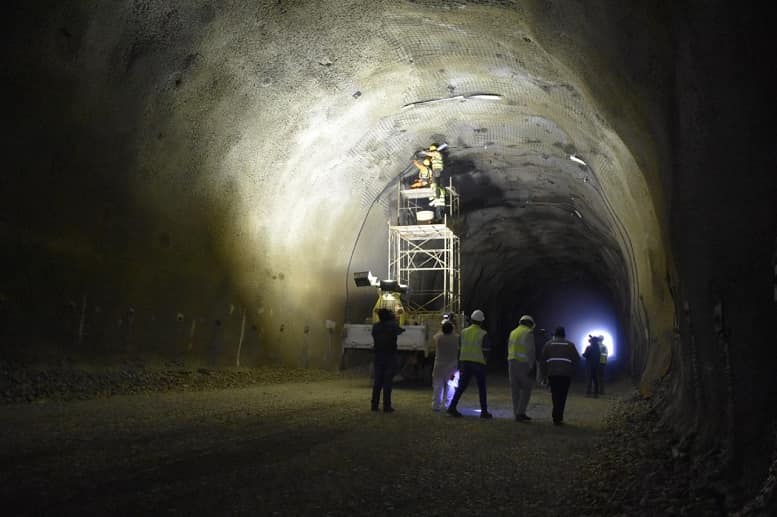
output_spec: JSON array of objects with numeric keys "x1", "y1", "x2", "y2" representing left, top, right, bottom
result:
[
  {"x1": 6, "y1": 1, "x2": 777, "y2": 508},
  {"x1": 5, "y1": 0, "x2": 675, "y2": 380},
  {"x1": 317, "y1": 2, "x2": 665, "y2": 320}
]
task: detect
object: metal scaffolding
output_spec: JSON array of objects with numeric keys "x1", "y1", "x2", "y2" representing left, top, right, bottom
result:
[{"x1": 388, "y1": 178, "x2": 461, "y2": 320}]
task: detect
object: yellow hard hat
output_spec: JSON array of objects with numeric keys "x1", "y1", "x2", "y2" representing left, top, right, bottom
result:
[
  {"x1": 429, "y1": 144, "x2": 437, "y2": 151},
  {"x1": 423, "y1": 159, "x2": 431, "y2": 166}
]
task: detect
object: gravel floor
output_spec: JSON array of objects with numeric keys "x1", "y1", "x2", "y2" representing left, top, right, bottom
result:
[{"x1": 0, "y1": 368, "x2": 722, "y2": 516}]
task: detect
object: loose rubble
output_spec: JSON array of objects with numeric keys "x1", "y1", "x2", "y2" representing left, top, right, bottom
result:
[
  {"x1": 0, "y1": 359, "x2": 341, "y2": 405},
  {"x1": 570, "y1": 388, "x2": 726, "y2": 516}
]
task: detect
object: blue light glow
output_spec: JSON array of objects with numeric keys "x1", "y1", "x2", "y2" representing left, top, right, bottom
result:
[{"x1": 580, "y1": 329, "x2": 616, "y2": 359}]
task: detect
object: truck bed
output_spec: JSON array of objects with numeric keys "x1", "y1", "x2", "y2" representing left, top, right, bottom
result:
[{"x1": 342, "y1": 324, "x2": 428, "y2": 352}]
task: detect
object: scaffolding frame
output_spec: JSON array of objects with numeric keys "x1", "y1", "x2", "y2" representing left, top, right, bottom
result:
[{"x1": 388, "y1": 177, "x2": 461, "y2": 319}]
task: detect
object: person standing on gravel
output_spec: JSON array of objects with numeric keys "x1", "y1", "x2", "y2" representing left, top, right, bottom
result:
[
  {"x1": 447, "y1": 309, "x2": 493, "y2": 419},
  {"x1": 371, "y1": 308, "x2": 405, "y2": 413},
  {"x1": 582, "y1": 335, "x2": 602, "y2": 397},
  {"x1": 507, "y1": 315, "x2": 536, "y2": 422},
  {"x1": 431, "y1": 318, "x2": 459, "y2": 411},
  {"x1": 540, "y1": 326, "x2": 580, "y2": 425}
]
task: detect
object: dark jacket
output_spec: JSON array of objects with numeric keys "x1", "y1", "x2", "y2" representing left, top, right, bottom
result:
[
  {"x1": 582, "y1": 342, "x2": 601, "y2": 370},
  {"x1": 372, "y1": 320, "x2": 405, "y2": 353},
  {"x1": 541, "y1": 338, "x2": 581, "y2": 378}
]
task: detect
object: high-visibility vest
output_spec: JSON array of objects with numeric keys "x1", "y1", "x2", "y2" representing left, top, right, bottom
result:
[
  {"x1": 427, "y1": 151, "x2": 443, "y2": 171},
  {"x1": 507, "y1": 325, "x2": 531, "y2": 362},
  {"x1": 600, "y1": 345, "x2": 608, "y2": 365},
  {"x1": 459, "y1": 325, "x2": 487, "y2": 365}
]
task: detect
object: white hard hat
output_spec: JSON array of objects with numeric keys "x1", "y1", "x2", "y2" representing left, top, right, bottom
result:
[
  {"x1": 470, "y1": 309, "x2": 485, "y2": 322},
  {"x1": 519, "y1": 315, "x2": 535, "y2": 326}
]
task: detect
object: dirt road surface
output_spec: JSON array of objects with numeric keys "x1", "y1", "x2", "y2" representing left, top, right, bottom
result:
[{"x1": 1, "y1": 372, "x2": 629, "y2": 516}]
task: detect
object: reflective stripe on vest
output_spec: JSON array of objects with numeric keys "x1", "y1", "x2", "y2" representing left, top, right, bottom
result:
[
  {"x1": 428, "y1": 151, "x2": 443, "y2": 171},
  {"x1": 507, "y1": 325, "x2": 531, "y2": 361},
  {"x1": 459, "y1": 325, "x2": 487, "y2": 365},
  {"x1": 547, "y1": 357, "x2": 572, "y2": 363},
  {"x1": 600, "y1": 346, "x2": 608, "y2": 364}
]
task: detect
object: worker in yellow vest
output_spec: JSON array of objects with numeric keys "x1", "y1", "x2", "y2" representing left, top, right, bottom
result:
[
  {"x1": 410, "y1": 158, "x2": 432, "y2": 188},
  {"x1": 507, "y1": 315, "x2": 536, "y2": 422},
  {"x1": 447, "y1": 309, "x2": 493, "y2": 419},
  {"x1": 419, "y1": 143, "x2": 445, "y2": 179},
  {"x1": 598, "y1": 341, "x2": 608, "y2": 395}
]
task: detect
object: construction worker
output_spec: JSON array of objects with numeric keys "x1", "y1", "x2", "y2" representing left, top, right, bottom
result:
[
  {"x1": 540, "y1": 326, "x2": 580, "y2": 425},
  {"x1": 582, "y1": 335, "x2": 602, "y2": 397},
  {"x1": 598, "y1": 339, "x2": 608, "y2": 395},
  {"x1": 428, "y1": 184, "x2": 446, "y2": 222},
  {"x1": 419, "y1": 144, "x2": 445, "y2": 179},
  {"x1": 447, "y1": 309, "x2": 493, "y2": 419},
  {"x1": 410, "y1": 158, "x2": 432, "y2": 188},
  {"x1": 431, "y1": 319, "x2": 459, "y2": 411},
  {"x1": 507, "y1": 315, "x2": 536, "y2": 422},
  {"x1": 371, "y1": 308, "x2": 405, "y2": 413}
]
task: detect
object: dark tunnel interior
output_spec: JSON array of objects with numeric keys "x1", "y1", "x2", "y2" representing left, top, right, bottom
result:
[{"x1": 2, "y1": 0, "x2": 776, "y2": 514}]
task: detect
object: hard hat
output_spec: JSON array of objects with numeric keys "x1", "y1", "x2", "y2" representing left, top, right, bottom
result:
[
  {"x1": 423, "y1": 159, "x2": 431, "y2": 166},
  {"x1": 429, "y1": 144, "x2": 437, "y2": 151},
  {"x1": 470, "y1": 309, "x2": 485, "y2": 322},
  {"x1": 519, "y1": 314, "x2": 535, "y2": 326}
]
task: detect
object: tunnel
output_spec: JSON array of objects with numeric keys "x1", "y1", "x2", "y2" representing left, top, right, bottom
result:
[{"x1": 2, "y1": 1, "x2": 776, "y2": 515}]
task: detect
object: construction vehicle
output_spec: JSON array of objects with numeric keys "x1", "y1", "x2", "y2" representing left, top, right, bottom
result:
[{"x1": 342, "y1": 162, "x2": 462, "y2": 383}]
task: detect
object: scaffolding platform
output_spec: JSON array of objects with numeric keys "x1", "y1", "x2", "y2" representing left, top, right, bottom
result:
[{"x1": 389, "y1": 177, "x2": 461, "y2": 318}]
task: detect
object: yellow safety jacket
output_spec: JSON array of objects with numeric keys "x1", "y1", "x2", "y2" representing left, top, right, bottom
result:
[
  {"x1": 507, "y1": 324, "x2": 532, "y2": 362},
  {"x1": 426, "y1": 150, "x2": 443, "y2": 172},
  {"x1": 459, "y1": 324, "x2": 487, "y2": 365},
  {"x1": 413, "y1": 160, "x2": 431, "y2": 181},
  {"x1": 600, "y1": 345, "x2": 608, "y2": 365}
]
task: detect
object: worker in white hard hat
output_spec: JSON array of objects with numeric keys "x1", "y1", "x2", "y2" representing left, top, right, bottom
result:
[
  {"x1": 507, "y1": 314, "x2": 536, "y2": 422},
  {"x1": 447, "y1": 309, "x2": 493, "y2": 419},
  {"x1": 410, "y1": 158, "x2": 432, "y2": 188},
  {"x1": 419, "y1": 143, "x2": 445, "y2": 179}
]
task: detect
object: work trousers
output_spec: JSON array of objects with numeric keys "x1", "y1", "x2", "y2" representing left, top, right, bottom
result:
[
  {"x1": 598, "y1": 364, "x2": 606, "y2": 394},
  {"x1": 548, "y1": 375, "x2": 572, "y2": 423},
  {"x1": 432, "y1": 364, "x2": 458, "y2": 410},
  {"x1": 508, "y1": 360, "x2": 533, "y2": 416},
  {"x1": 449, "y1": 361, "x2": 488, "y2": 411},
  {"x1": 586, "y1": 365, "x2": 600, "y2": 396},
  {"x1": 371, "y1": 351, "x2": 396, "y2": 409}
]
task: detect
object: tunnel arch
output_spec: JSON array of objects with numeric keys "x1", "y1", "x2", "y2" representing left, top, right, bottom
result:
[
  {"x1": 318, "y1": 4, "x2": 674, "y2": 385},
  {"x1": 5, "y1": 0, "x2": 777, "y2": 511}
]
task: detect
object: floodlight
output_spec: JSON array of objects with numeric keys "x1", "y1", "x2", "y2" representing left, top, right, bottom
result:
[{"x1": 353, "y1": 271, "x2": 378, "y2": 287}]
